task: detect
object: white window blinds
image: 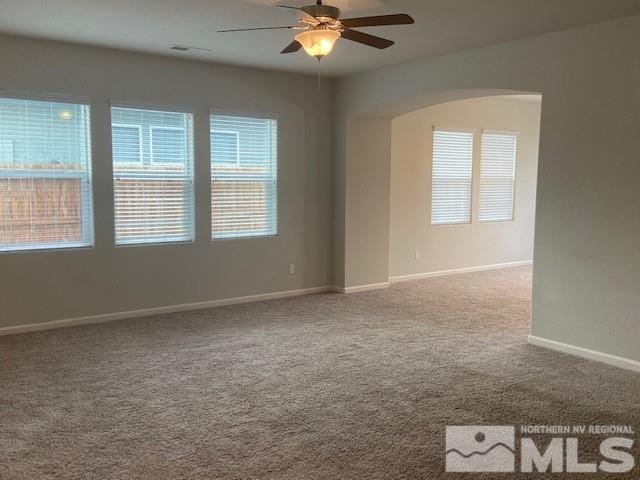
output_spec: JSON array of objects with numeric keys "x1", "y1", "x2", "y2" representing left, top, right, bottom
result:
[
  {"x1": 210, "y1": 114, "x2": 277, "y2": 239},
  {"x1": 0, "y1": 97, "x2": 93, "y2": 252},
  {"x1": 431, "y1": 129, "x2": 474, "y2": 225},
  {"x1": 479, "y1": 132, "x2": 518, "y2": 223},
  {"x1": 111, "y1": 107, "x2": 194, "y2": 245}
]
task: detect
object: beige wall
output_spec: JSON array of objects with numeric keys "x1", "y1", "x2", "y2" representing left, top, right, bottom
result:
[
  {"x1": 345, "y1": 116, "x2": 392, "y2": 287},
  {"x1": 335, "y1": 15, "x2": 640, "y2": 363},
  {"x1": 390, "y1": 96, "x2": 541, "y2": 278},
  {"x1": 0, "y1": 34, "x2": 334, "y2": 329}
]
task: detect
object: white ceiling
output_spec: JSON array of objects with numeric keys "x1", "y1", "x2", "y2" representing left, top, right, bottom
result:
[{"x1": 1, "y1": 0, "x2": 639, "y2": 77}]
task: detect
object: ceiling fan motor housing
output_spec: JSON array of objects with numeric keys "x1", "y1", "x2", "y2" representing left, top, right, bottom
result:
[{"x1": 302, "y1": 5, "x2": 341, "y2": 22}]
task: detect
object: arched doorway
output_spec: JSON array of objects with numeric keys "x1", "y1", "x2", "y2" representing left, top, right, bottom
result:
[{"x1": 339, "y1": 89, "x2": 542, "y2": 292}]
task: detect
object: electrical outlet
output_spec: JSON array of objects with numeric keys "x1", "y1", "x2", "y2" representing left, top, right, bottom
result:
[
  {"x1": 289, "y1": 263, "x2": 296, "y2": 275},
  {"x1": 415, "y1": 251, "x2": 421, "y2": 260}
]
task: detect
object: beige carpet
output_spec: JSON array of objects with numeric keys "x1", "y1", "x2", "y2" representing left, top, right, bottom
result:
[{"x1": 1, "y1": 266, "x2": 638, "y2": 479}]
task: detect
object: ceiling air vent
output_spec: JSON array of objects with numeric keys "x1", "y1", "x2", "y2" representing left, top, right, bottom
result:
[{"x1": 170, "y1": 45, "x2": 212, "y2": 52}]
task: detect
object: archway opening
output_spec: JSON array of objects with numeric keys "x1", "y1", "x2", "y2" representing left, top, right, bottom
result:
[{"x1": 342, "y1": 88, "x2": 543, "y2": 330}]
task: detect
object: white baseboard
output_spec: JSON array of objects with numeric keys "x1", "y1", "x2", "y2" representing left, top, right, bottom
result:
[
  {"x1": 389, "y1": 260, "x2": 533, "y2": 284},
  {"x1": 335, "y1": 282, "x2": 391, "y2": 294},
  {"x1": 528, "y1": 335, "x2": 640, "y2": 373},
  {"x1": 0, "y1": 286, "x2": 334, "y2": 337}
]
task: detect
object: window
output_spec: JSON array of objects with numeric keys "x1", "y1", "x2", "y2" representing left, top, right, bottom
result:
[
  {"x1": 211, "y1": 130, "x2": 239, "y2": 165},
  {"x1": 210, "y1": 114, "x2": 277, "y2": 239},
  {"x1": 0, "y1": 97, "x2": 93, "y2": 252},
  {"x1": 479, "y1": 131, "x2": 518, "y2": 223},
  {"x1": 111, "y1": 107, "x2": 194, "y2": 245},
  {"x1": 112, "y1": 124, "x2": 142, "y2": 164},
  {"x1": 431, "y1": 129, "x2": 474, "y2": 225},
  {"x1": 151, "y1": 126, "x2": 186, "y2": 164}
]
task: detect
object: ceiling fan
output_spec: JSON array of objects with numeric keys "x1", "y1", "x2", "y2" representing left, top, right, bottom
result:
[{"x1": 219, "y1": 0, "x2": 415, "y2": 60}]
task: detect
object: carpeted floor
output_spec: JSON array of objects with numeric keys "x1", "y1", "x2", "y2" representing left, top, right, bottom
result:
[{"x1": 1, "y1": 266, "x2": 638, "y2": 479}]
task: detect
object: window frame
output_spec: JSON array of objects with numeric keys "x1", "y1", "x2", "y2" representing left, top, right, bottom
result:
[
  {"x1": 478, "y1": 129, "x2": 519, "y2": 224},
  {"x1": 430, "y1": 126, "x2": 475, "y2": 227},
  {"x1": 111, "y1": 123, "x2": 143, "y2": 165},
  {"x1": 210, "y1": 129, "x2": 240, "y2": 166},
  {"x1": 209, "y1": 110, "x2": 279, "y2": 241},
  {"x1": 149, "y1": 125, "x2": 187, "y2": 166},
  {"x1": 0, "y1": 94, "x2": 94, "y2": 253},
  {"x1": 110, "y1": 104, "x2": 195, "y2": 247}
]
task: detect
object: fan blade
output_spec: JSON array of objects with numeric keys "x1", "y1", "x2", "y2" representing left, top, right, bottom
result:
[
  {"x1": 218, "y1": 26, "x2": 296, "y2": 33},
  {"x1": 278, "y1": 5, "x2": 318, "y2": 24},
  {"x1": 341, "y1": 29, "x2": 394, "y2": 49},
  {"x1": 340, "y1": 14, "x2": 415, "y2": 28},
  {"x1": 281, "y1": 40, "x2": 302, "y2": 54}
]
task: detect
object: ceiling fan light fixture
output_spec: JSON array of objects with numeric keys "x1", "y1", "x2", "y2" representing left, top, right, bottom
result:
[{"x1": 295, "y1": 29, "x2": 341, "y2": 59}]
